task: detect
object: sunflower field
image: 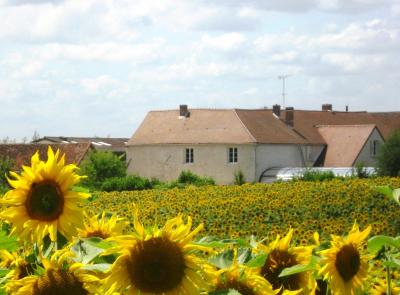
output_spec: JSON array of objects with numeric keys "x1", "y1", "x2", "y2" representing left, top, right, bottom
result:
[
  {"x1": 0, "y1": 147, "x2": 399, "y2": 295},
  {"x1": 87, "y1": 178, "x2": 400, "y2": 242}
]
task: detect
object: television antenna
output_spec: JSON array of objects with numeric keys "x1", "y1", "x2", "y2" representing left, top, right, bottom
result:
[{"x1": 278, "y1": 74, "x2": 292, "y2": 108}]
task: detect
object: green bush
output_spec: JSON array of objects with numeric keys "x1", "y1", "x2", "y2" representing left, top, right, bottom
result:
[
  {"x1": 0, "y1": 156, "x2": 14, "y2": 195},
  {"x1": 296, "y1": 169, "x2": 336, "y2": 181},
  {"x1": 377, "y1": 130, "x2": 400, "y2": 176},
  {"x1": 234, "y1": 170, "x2": 246, "y2": 185},
  {"x1": 100, "y1": 175, "x2": 153, "y2": 192},
  {"x1": 177, "y1": 170, "x2": 215, "y2": 186},
  {"x1": 353, "y1": 162, "x2": 371, "y2": 179},
  {"x1": 79, "y1": 150, "x2": 126, "y2": 189},
  {"x1": 0, "y1": 156, "x2": 13, "y2": 186}
]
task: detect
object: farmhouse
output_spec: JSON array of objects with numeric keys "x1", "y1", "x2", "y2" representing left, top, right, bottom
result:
[
  {"x1": 127, "y1": 104, "x2": 400, "y2": 184},
  {"x1": 33, "y1": 136, "x2": 128, "y2": 157},
  {"x1": 0, "y1": 143, "x2": 92, "y2": 170}
]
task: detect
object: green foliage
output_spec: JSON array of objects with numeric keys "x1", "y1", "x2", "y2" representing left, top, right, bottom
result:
[
  {"x1": 295, "y1": 169, "x2": 336, "y2": 182},
  {"x1": 79, "y1": 150, "x2": 126, "y2": 189},
  {"x1": 177, "y1": 170, "x2": 215, "y2": 186},
  {"x1": 100, "y1": 175, "x2": 153, "y2": 192},
  {"x1": 0, "y1": 156, "x2": 13, "y2": 196},
  {"x1": 376, "y1": 186, "x2": 400, "y2": 206},
  {"x1": 377, "y1": 130, "x2": 400, "y2": 176},
  {"x1": 233, "y1": 170, "x2": 246, "y2": 185},
  {"x1": 0, "y1": 156, "x2": 13, "y2": 187},
  {"x1": 353, "y1": 162, "x2": 371, "y2": 179}
]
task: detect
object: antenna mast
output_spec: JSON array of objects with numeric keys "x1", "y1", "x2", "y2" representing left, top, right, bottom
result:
[{"x1": 278, "y1": 74, "x2": 291, "y2": 108}]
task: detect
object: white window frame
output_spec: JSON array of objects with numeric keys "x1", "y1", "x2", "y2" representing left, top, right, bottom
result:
[
  {"x1": 185, "y1": 148, "x2": 194, "y2": 164},
  {"x1": 228, "y1": 147, "x2": 238, "y2": 163}
]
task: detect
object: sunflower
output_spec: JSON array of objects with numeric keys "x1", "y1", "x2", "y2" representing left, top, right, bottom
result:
[
  {"x1": 0, "y1": 147, "x2": 89, "y2": 243},
  {"x1": 370, "y1": 282, "x2": 400, "y2": 295},
  {"x1": 102, "y1": 207, "x2": 212, "y2": 294},
  {"x1": 210, "y1": 249, "x2": 275, "y2": 295},
  {"x1": 256, "y1": 229, "x2": 315, "y2": 294},
  {"x1": 318, "y1": 223, "x2": 371, "y2": 295},
  {"x1": 5, "y1": 248, "x2": 100, "y2": 295},
  {"x1": 0, "y1": 249, "x2": 36, "y2": 293},
  {"x1": 78, "y1": 211, "x2": 127, "y2": 239}
]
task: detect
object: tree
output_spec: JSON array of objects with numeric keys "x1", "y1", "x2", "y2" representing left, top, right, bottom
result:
[
  {"x1": 79, "y1": 150, "x2": 127, "y2": 189},
  {"x1": 31, "y1": 130, "x2": 40, "y2": 142},
  {"x1": 377, "y1": 130, "x2": 400, "y2": 176}
]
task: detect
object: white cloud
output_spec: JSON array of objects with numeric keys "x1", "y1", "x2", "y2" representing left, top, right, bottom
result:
[
  {"x1": 11, "y1": 60, "x2": 43, "y2": 78},
  {"x1": 80, "y1": 75, "x2": 120, "y2": 95},
  {"x1": 30, "y1": 39, "x2": 167, "y2": 63},
  {"x1": 201, "y1": 33, "x2": 246, "y2": 51},
  {"x1": 0, "y1": 1, "x2": 399, "y2": 139}
]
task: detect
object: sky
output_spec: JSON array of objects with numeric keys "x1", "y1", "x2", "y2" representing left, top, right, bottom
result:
[{"x1": 0, "y1": 0, "x2": 399, "y2": 141}]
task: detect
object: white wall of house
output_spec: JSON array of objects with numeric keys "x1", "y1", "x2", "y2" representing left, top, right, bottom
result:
[
  {"x1": 355, "y1": 129, "x2": 384, "y2": 166},
  {"x1": 127, "y1": 144, "x2": 256, "y2": 184},
  {"x1": 254, "y1": 144, "x2": 325, "y2": 181}
]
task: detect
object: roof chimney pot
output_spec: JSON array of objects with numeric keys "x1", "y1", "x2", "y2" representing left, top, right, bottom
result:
[
  {"x1": 285, "y1": 107, "x2": 294, "y2": 127},
  {"x1": 272, "y1": 104, "x2": 281, "y2": 117},
  {"x1": 322, "y1": 104, "x2": 332, "y2": 111},
  {"x1": 179, "y1": 105, "x2": 190, "y2": 117}
]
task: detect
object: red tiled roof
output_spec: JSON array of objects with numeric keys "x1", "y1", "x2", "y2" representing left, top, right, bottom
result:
[
  {"x1": 128, "y1": 109, "x2": 256, "y2": 145},
  {"x1": 280, "y1": 110, "x2": 400, "y2": 144},
  {"x1": 235, "y1": 109, "x2": 308, "y2": 144},
  {"x1": 128, "y1": 109, "x2": 311, "y2": 145},
  {"x1": 0, "y1": 143, "x2": 92, "y2": 171},
  {"x1": 128, "y1": 107, "x2": 400, "y2": 147},
  {"x1": 317, "y1": 125, "x2": 379, "y2": 166}
]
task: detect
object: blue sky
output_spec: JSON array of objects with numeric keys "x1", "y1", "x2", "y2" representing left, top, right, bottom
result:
[{"x1": 0, "y1": 0, "x2": 399, "y2": 141}]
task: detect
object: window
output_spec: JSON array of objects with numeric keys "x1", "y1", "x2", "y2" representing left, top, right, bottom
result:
[
  {"x1": 228, "y1": 147, "x2": 238, "y2": 163},
  {"x1": 185, "y1": 148, "x2": 194, "y2": 163},
  {"x1": 371, "y1": 140, "x2": 381, "y2": 157}
]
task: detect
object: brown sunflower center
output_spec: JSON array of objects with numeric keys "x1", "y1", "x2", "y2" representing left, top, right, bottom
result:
[
  {"x1": 26, "y1": 181, "x2": 64, "y2": 221},
  {"x1": 216, "y1": 278, "x2": 256, "y2": 295},
  {"x1": 33, "y1": 269, "x2": 88, "y2": 295},
  {"x1": 126, "y1": 236, "x2": 186, "y2": 293},
  {"x1": 335, "y1": 244, "x2": 360, "y2": 282},
  {"x1": 261, "y1": 249, "x2": 300, "y2": 292}
]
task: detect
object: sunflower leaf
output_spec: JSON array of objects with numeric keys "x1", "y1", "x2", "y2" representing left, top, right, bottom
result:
[
  {"x1": 376, "y1": 186, "x2": 400, "y2": 205},
  {"x1": 393, "y1": 188, "x2": 400, "y2": 205},
  {"x1": 368, "y1": 235, "x2": 400, "y2": 253},
  {"x1": 0, "y1": 268, "x2": 10, "y2": 278},
  {"x1": 209, "y1": 249, "x2": 233, "y2": 269},
  {"x1": 245, "y1": 253, "x2": 268, "y2": 268},
  {"x1": 209, "y1": 290, "x2": 241, "y2": 295},
  {"x1": 0, "y1": 231, "x2": 18, "y2": 251},
  {"x1": 376, "y1": 186, "x2": 393, "y2": 198},
  {"x1": 71, "y1": 239, "x2": 104, "y2": 264},
  {"x1": 384, "y1": 257, "x2": 400, "y2": 269},
  {"x1": 81, "y1": 263, "x2": 112, "y2": 273},
  {"x1": 278, "y1": 256, "x2": 318, "y2": 277},
  {"x1": 83, "y1": 237, "x2": 114, "y2": 249}
]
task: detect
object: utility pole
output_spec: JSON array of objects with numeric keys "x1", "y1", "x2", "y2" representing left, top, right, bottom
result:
[{"x1": 278, "y1": 74, "x2": 291, "y2": 108}]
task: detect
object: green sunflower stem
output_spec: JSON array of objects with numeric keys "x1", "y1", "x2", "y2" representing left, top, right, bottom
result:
[{"x1": 386, "y1": 263, "x2": 392, "y2": 295}]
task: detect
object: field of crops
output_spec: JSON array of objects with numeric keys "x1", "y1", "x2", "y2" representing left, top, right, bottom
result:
[
  {"x1": 87, "y1": 177, "x2": 400, "y2": 244},
  {"x1": 3, "y1": 148, "x2": 400, "y2": 294}
]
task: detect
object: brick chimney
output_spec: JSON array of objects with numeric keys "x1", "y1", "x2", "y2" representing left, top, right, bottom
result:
[
  {"x1": 272, "y1": 104, "x2": 281, "y2": 117},
  {"x1": 322, "y1": 104, "x2": 332, "y2": 111},
  {"x1": 179, "y1": 105, "x2": 190, "y2": 117},
  {"x1": 285, "y1": 107, "x2": 294, "y2": 127}
]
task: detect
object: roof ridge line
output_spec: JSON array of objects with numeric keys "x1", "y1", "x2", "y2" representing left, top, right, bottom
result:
[{"x1": 233, "y1": 110, "x2": 257, "y2": 143}]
